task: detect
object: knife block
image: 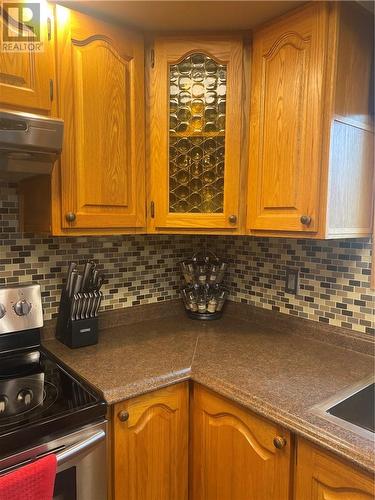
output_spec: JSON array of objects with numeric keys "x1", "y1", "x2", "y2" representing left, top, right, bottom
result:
[{"x1": 56, "y1": 289, "x2": 99, "y2": 349}]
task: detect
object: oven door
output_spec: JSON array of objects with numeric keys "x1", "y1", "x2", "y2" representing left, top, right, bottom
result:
[{"x1": 0, "y1": 420, "x2": 107, "y2": 500}]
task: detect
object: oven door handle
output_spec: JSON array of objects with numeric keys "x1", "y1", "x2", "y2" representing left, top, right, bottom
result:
[{"x1": 56, "y1": 429, "x2": 105, "y2": 466}]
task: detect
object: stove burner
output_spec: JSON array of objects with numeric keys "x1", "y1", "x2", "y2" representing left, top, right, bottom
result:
[{"x1": 0, "y1": 379, "x2": 58, "y2": 429}]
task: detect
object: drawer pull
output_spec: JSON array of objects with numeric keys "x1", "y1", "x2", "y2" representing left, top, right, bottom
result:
[
  {"x1": 273, "y1": 436, "x2": 287, "y2": 449},
  {"x1": 300, "y1": 215, "x2": 311, "y2": 225},
  {"x1": 118, "y1": 410, "x2": 129, "y2": 422},
  {"x1": 65, "y1": 212, "x2": 76, "y2": 222}
]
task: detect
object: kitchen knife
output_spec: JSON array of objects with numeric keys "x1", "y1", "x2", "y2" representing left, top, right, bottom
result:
[
  {"x1": 65, "y1": 262, "x2": 77, "y2": 294},
  {"x1": 76, "y1": 292, "x2": 84, "y2": 320},
  {"x1": 94, "y1": 291, "x2": 103, "y2": 317},
  {"x1": 96, "y1": 274, "x2": 104, "y2": 290},
  {"x1": 73, "y1": 274, "x2": 83, "y2": 295},
  {"x1": 91, "y1": 269, "x2": 99, "y2": 289},
  {"x1": 68, "y1": 269, "x2": 78, "y2": 298},
  {"x1": 86, "y1": 292, "x2": 94, "y2": 319},
  {"x1": 82, "y1": 292, "x2": 90, "y2": 319},
  {"x1": 90, "y1": 292, "x2": 98, "y2": 318},
  {"x1": 71, "y1": 294, "x2": 79, "y2": 321},
  {"x1": 81, "y1": 261, "x2": 94, "y2": 292}
]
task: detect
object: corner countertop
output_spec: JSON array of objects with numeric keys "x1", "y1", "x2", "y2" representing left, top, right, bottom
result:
[{"x1": 43, "y1": 303, "x2": 375, "y2": 474}]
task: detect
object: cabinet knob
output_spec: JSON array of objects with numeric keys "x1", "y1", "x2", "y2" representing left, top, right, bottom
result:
[
  {"x1": 273, "y1": 436, "x2": 287, "y2": 449},
  {"x1": 300, "y1": 215, "x2": 311, "y2": 225},
  {"x1": 228, "y1": 214, "x2": 237, "y2": 224},
  {"x1": 118, "y1": 410, "x2": 129, "y2": 422},
  {"x1": 65, "y1": 212, "x2": 76, "y2": 223}
]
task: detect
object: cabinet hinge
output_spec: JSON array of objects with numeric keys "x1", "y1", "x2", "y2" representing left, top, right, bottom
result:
[
  {"x1": 150, "y1": 201, "x2": 155, "y2": 218},
  {"x1": 150, "y1": 49, "x2": 155, "y2": 68},
  {"x1": 49, "y1": 79, "x2": 54, "y2": 101},
  {"x1": 47, "y1": 17, "x2": 52, "y2": 41}
]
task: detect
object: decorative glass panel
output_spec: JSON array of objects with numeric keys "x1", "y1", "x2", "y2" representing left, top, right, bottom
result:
[{"x1": 169, "y1": 53, "x2": 227, "y2": 213}]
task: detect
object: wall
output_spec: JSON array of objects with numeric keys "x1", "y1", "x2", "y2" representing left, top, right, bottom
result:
[
  {"x1": 1, "y1": 182, "x2": 373, "y2": 334},
  {"x1": 208, "y1": 236, "x2": 374, "y2": 335},
  {"x1": 0, "y1": 182, "x2": 202, "y2": 320}
]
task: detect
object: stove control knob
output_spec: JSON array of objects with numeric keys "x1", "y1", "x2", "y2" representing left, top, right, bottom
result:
[
  {"x1": 17, "y1": 389, "x2": 33, "y2": 407},
  {"x1": 0, "y1": 396, "x2": 8, "y2": 414},
  {"x1": 13, "y1": 299, "x2": 32, "y2": 316},
  {"x1": 0, "y1": 304, "x2": 5, "y2": 319}
]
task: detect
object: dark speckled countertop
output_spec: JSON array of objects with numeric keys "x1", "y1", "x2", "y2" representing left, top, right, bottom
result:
[{"x1": 43, "y1": 302, "x2": 375, "y2": 474}]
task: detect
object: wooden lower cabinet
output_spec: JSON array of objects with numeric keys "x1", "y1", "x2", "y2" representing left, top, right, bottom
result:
[
  {"x1": 112, "y1": 383, "x2": 189, "y2": 500},
  {"x1": 191, "y1": 385, "x2": 292, "y2": 500},
  {"x1": 111, "y1": 383, "x2": 374, "y2": 500},
  {"x1": 295, "y1": 438, "x2": 375, "y2": 500}
]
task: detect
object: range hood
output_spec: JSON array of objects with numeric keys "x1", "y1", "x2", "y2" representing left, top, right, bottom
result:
[{"x1": 0, "y1": 110, "x2": 64, "y2": 179}]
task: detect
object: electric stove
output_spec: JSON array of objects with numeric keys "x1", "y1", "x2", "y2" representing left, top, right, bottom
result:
[{"x1": 0, "y1": 284, "x2": 106, "y2": 458}]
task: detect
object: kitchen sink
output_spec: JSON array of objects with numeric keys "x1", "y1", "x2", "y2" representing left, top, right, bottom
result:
[
  {"x1": 312, "y1": 377, "x2": 375, "y2": 438},
  {"x1": 327, "y1": 383, "x2": 374, "y2": 433}
]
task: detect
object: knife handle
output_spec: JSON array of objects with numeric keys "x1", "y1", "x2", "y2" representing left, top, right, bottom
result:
[
  {"x1": 73, "y1": 274, "x2": 83, "y2": 295},
  {"x1": 96, "y1": 274, "x2": 104, "y2": 290},
  {"x1": 92, "y1": 269, "x2": 99, "y2": 289},
  {"x1": 65, "y1": 262, "x2": 77, "y2": 292},
  {"x1": 71, "y1": 294, "x2": 78, "y2": 321},
  {"x1": 81, "y1": 262, "x2": 93, "y2": 292},
  {"x1": 94, "y1": 291, "x2": 103, "y2": 317},
  {"x1": 68, "y1": 270, "x2": 78, "y2": 298}
]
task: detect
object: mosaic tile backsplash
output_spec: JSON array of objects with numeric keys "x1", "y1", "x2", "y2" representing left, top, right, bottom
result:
[
  {"x1": 0, "y1": 183, "x2": 202, "y2": 320},
  {"x1": 0, "y1": 181, "x2": 373, "y2": 334},
  {"x1": 207, "y1": 237, "x2": 374, "y2": 335}
]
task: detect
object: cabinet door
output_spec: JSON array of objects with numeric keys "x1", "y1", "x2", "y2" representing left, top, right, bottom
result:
[
  {"x1": 0, "y1": 2, "x2": 54, "y2": 112},
  {"x1": 56, "y1": 6, "x2": 145, "y2": 231},
  {"x1": 295, "y1": 438, "x2": 375, "y2": 499},
  {"x1": 192, "y1": 385, "x2": 291, "y2": 500},
  {"x1": 113, "y1": 383, "x2": 188, "y2": 500},
  {"x1": 150, "y1": 37, "x2": 243, "y2": 231},
  {"x1": 247, "y1": 3, "x2": 329, "y2": 233}
]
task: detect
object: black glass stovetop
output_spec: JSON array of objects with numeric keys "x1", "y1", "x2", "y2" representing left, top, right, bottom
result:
[{"x1": 0, "y1": 347, "x2": 106, "y2": 456}]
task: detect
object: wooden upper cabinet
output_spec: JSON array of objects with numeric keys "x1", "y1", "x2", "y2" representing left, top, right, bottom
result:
[
  {"x1": 295, "y1": 438, "x2": 375, "y2": 499},
  {"x1": 149, "y1": 37, "x2": 243, "y2": 232},
  {"x1": 325, "y1": 1, "x2": 374, "y2": 239},
  {"x1": 112, "y1": 383, "x2": 188, "y2": 500},
  {"x1": 192, "y1": 385, "x2": 292, "y2": 500},
  {"x1": 56, "y1": 5, "x2": 145, "y2": 231},
  {"x1": 247, "y1": 1, "x2": 374, "y2": 238},
  {"x1": 0, "y1": 2, "x2": 54, "y2": 113},
  {"x1": 248, "y1": 2, "x2": 328, "y2": 234}
]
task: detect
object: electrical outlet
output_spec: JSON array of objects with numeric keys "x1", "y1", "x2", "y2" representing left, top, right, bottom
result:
[{"x1": 285, "y1": 268, "x2": 299, "y2": 294}]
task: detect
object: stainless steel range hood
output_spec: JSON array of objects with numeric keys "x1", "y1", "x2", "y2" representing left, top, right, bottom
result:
[{"x1": 0, "y1": 110, "x2": 64, "y2": 179}]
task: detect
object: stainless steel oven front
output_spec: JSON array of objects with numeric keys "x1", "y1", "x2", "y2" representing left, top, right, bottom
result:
[{"x1": 0, "y1": 420, "x2": 107, "y2": 500}]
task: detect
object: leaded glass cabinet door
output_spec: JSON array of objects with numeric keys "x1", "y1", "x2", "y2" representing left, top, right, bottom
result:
[{"x1": 150, "y1": 38, "x2": 243, "y2": 231}]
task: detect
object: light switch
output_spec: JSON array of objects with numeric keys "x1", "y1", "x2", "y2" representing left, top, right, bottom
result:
[{"x1": 285, "y1": 268, "x2": 299, "y2": 294}]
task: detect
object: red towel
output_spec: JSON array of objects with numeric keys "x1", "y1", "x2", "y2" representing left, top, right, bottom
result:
[{"x1": 0, "y1": 454, "x2": 57, "y2": 500}]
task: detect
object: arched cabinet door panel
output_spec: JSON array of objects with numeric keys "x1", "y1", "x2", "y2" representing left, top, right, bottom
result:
[
  {"x1": 248, "y1": 2, "x2": 329, "y2": 233},
  {"x1": 56, "y1": 5, "x2": 145, "y2": 231},
  {"x1": 191, "y1": 384, "x2": 292, "y2": 500},
  {"x1": 295, "y1": 438, "x2": 375, "y2": 500},
  {"x1": 113, "y1": 383, "x2": 188, "y2": 500}
]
